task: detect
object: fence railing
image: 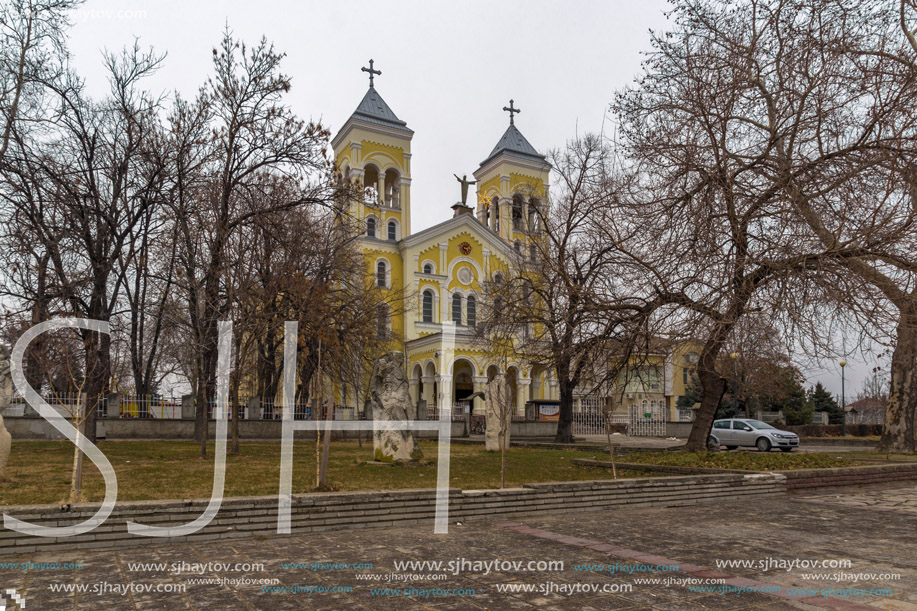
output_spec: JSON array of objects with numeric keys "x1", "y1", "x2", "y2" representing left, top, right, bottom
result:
[
  {"x1": 425, "y1": 406, "x2": 467, "y2": 422},
  {"x1": 675, "y1": 409, "x2": 695, "y2": 422},
  {"x1": 117, "y1": 395, "x2": 181, "y2": 419}
]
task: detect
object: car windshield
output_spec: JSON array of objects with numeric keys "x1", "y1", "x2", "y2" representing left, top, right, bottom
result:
[{"x1": 747, "y1": 420, "x2": 775, "y2": 430}]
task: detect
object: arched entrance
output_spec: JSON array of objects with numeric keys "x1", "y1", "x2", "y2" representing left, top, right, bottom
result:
[{"x1": 452, "y1": 358, "x2": 475, "y2": 404}]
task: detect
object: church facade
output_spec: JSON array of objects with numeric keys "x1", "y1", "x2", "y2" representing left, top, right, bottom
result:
[{"x1": 331, "y1": 68, "x2": 557, "y2": 417}]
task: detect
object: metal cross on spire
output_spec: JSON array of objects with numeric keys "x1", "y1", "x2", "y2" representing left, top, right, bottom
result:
[
  {"x1": 361, "y1": 59, "x2": 381, "y2": 89},
  {"x1": 503, "y1": 99, "x2": 521, "y2": 125}
]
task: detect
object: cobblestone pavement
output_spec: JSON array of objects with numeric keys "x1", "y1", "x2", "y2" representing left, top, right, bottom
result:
[
  {"x1": 1, "y1": 482, "x2": 914, "y2": 610},
  {"x1": 793, "y1": 481, "x2": 917, "y2": 514}
]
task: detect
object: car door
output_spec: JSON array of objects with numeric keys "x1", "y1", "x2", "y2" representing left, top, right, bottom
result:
[
  {"x1": 713, "y1": 420, "x2": 733, "y2": 444},
  {"x1": 732, "y1": 420, "x2": 755, "y2": 446}
]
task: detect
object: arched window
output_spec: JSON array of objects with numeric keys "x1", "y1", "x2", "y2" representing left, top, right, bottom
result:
[
  {"x1": 376, "y1": 260, "x2": 387, "y2": 288},
  {"x1": 642, "y1": 400, "x2": 648, "y2": 411},
  {"x1": 512, "y1": 194, "x2": 524, "y2": 231},
  {"x1": 528, "y1": 197, "x2": 540, "y2": 233},
  {"x1": 494, "y1": 272, "x2": 504, "y2": 285},
  {"x1": 452, "y1": 294, "x2": 463, "y2": 325},
  {"x1": 523, "y1": 279, "x2": 533, "y2": 302},
  {"x1": 493, "y1": 296, "x2": 504, "y2": 322},
  {"x1": 384, "y1": 168, "x2": 400, "y2": 208},
  {"x1": 366, "y1": 217, "x2": 376, "y2": 238},
  {"x1": 529, "y1": 243, "x2": 537, "y2": 262},
  {"x1": 387, "y1": 220, "x2": 397, "y2": 241},
  {"x1": 466, "y1": 295, "x2": 476, "y2": 328},
  {"x1": 514, "y1": 240, "x2": 521, "y2": 253},
  {"x1": 376, "y1": 304, "x2": 390, "y2": 339},
  {"x1": 364, "y1": 165, "x2": 380, "y2": 205},
  {"x1": 423, "y1": 263, "x2": 433, "y2": 274},
  {"x1": 491, "y1": 196, "x2": 500, "y2": 232},
  {"x1": 422, "y1": 290, "x2": 434, "y2": 322}
]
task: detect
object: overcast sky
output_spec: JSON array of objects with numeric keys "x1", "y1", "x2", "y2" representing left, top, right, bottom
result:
[{"x1": 65, "y1": 0, "x2": 882, "y2": 399}]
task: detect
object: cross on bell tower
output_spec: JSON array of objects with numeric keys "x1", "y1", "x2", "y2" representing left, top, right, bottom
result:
[
  {"x1": 503, "y1": 99, "x2": 521, "y2": 125},
  {"x1": 361, "y1": 59, "x2": 381, "y2": 89}
]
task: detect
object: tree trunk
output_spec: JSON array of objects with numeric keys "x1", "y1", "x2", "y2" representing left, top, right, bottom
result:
[
  {"x1": 686, "y1": 367, "x2": 726, "y2": 451},
  {"x1": 82, "y1": 330, "x2": 111, "y2": 444},
  {"x1": 554, "y1": 376, "x2": 575, "y2": 444},
  {"x1": 879, "y1": 309, "x2": 917, "y2": 453}
]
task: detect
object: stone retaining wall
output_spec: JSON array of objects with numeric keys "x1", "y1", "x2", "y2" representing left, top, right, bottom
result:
[
  {"x1": 572, "y1": 458, "x2": 747, "y2": 475},
  {"x1": 0, "y1": 473, "x2": 785, "y2": 555},
  {"x1": 778, "y1": 463, "x2": 917, "y2": 490}
]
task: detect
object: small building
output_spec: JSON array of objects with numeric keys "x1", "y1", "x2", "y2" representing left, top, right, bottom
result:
[{"x1": 845, "y1": 397, "x2": 885, "y2": 425}]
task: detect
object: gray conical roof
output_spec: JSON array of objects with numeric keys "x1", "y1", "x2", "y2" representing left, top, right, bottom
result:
[
  {"x1": 480, "y1": 124, "x2": 545, "y2": 167},
  {"x1": 350, "y1": 87, "x2": 409, "y2": 131}
]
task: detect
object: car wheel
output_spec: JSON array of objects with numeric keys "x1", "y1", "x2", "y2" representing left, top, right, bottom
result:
[
  {"x1": 725, "y1": 445, "x2": 738, "y2": 450},
  {"x1": 756, "y1": 437, "x2": 772, "y2": 452},
  {"x1": 780, "y1": 447, "x2": 793, "y2": 453},
  {"x1": 707, "y1": 436, "x2": 719, "y2": 451}
]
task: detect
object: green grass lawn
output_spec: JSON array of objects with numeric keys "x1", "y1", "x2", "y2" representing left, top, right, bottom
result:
[
  {"x1": 616, "y1": 450, "x2": 863, "y2": 470},
  {"x1": 1, "y1": 440, "x2": 656, "y2": 506}
]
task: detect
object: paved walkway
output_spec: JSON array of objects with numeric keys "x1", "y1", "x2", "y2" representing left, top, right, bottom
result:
[{"x1": 1, "y1": 482, "x2": 914, "y2": 610}]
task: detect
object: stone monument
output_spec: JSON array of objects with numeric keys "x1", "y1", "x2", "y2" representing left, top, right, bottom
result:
[
  {"x1": 485, "y1": 374, "x2": 512, "y2": 452},
  {"x1": 370, "y1": 351, "x2": 422, "y2": 463},
  {"x1": 0, "y1": 345, "x2": 14, "y2": 475}
]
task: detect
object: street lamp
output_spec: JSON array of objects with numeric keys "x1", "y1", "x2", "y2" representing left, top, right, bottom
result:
[
  {"x1": 730, "y1": 352, "x2": 739, "y2": 418},
  {"x1": 840, "y1": 360, "x2": 847, "y2": 437}
]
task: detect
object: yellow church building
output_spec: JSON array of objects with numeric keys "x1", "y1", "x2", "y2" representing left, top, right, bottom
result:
[
  {"x1": 331, "y1": 63, "x2": 557, "y2": 418},
  {"x1": 326, "y1": 62, "x2": 701, "y2": 433}
]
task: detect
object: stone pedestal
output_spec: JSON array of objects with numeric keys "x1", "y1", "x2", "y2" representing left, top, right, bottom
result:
[
  {"x1": 416, "y1": 400, "x2": 427, "y2": 421},
  {"x1": 0, "y1": 414, "x2": 10, "y2": 475},
  {"x1": 181, "y1": 395, "x2": 195, "y2": 420},
  {"x1": 247, "y1": 397, "x2": 260, "y2": 420},
  {"x1": 485, "y1": 374, "x2": 512, "y2": 452},
  {"x1": 371, "y1": 352, "x2": 422, "y2": 463}
]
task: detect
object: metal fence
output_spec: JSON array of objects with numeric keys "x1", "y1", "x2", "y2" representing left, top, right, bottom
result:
[
  {"x1": 571, "y1": 393, "x2": 670, "y2": 437},
  {"x1": 425, "y1": 405, "x2": 467, "y2": 422},
  {"x1": 675, "y1": 409, "x2": 695, "y2": 423},
  {"x1": 117, "y1": 395, "x2": 181, "y2": 419},
  {"x1": 628, "y1": 403, "x2": 667, "y2": 437}
]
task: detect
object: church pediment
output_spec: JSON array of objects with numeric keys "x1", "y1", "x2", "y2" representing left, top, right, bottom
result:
[{"x1": 400, "y1": 212, "x2": 515, "y2": 260}]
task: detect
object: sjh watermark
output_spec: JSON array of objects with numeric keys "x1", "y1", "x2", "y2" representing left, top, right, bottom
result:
[
  {"x1": 72, "y1": 8, "x2": 147, "y2": 22},
  {"x1": 3, "y1": 319, "x2": 457, "y2": 539}
]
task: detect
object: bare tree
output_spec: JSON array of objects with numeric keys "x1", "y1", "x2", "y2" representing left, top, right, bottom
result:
[
  {"x1": 612, "y1": 0, "x2": 905, "y2": 450},
  {"x1": 168, "y1": 29, "x2": 333, "y2": 457},
  {"x1": 0, "y1": 0, "x2": 82, "y2": 161},
  {"x1": 481, "y1": 135, "x2": 660, "y2": 444},
  {"x1": 0, "y1": 43, "x2": 168, "y2": 442}
]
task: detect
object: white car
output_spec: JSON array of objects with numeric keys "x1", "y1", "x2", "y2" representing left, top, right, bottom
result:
[{"x1": 710, "y1": 418, "x2": 799, "y2": 452}]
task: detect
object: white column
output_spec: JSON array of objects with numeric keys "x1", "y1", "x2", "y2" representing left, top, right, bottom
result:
[
  {"x1": 437, "y1": 374, "x2": 453, "y2": 414},
  {"x1": 548, "y1": 379, "x2": 559, "y2": 401},
  {"x1": 472, "y1": 376, "x2": 488, "y2": 415},
  {"x1": 517, "y1": 379, "x2": 531, "y2": 416},
  {"x1": 421, "y1": 376, "x2": 435, "y2": 407}
]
